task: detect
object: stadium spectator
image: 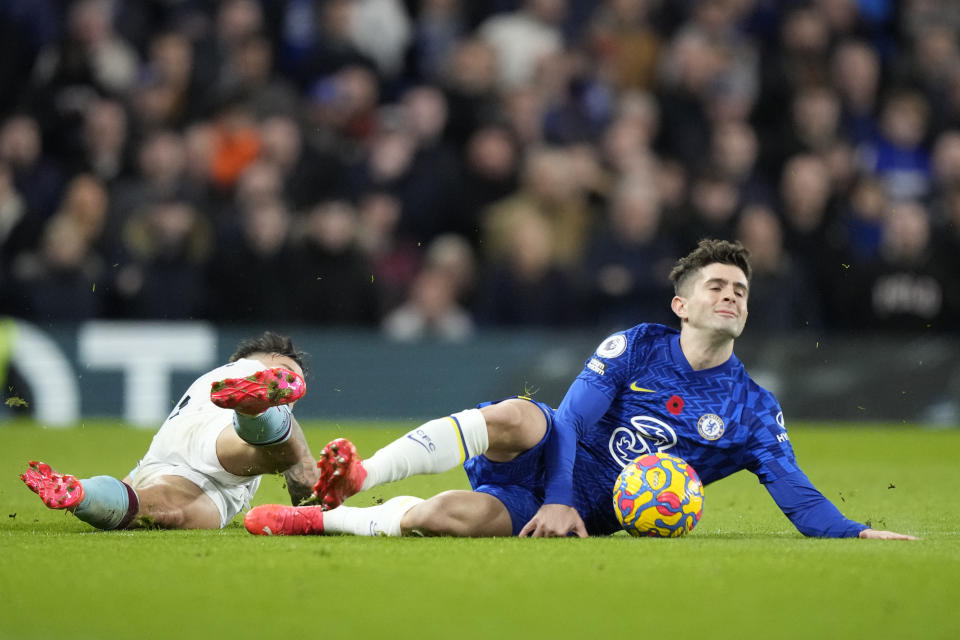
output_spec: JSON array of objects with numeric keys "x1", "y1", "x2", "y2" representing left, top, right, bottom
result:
[
  {"x1": 482, "y1": 146, "x2": 593, "y2": 268},
  {"x1": 390, "y1": 85, "x2": 466, "y2": 242},
  {"x1": 0, "y1": 164, "x2": 27, "y2": 273},
  {"x1": 778, "y1": 153, "x2": 846, "y2": 323},
  {"x1": 583, "y1": 177, "x2": 677, "y2": 328},
  {"x1": 22, "y1": 332, "x2": 318, "y2": 529},
  {"x1": 654, "y1": 28, "x2": 719, "y2": 167},
  {"x1": 478, "y1": 0, "x2": 566, "y2": 90},
  {"x1": 215, "y1": 32, "x2": 300, "y2": 120},
  {"x1": 293, "y1": 1, "x2": 376, "y2": 89},
  {"x1": 355, "y1": 189, "x2": 421, "y2": 314},
  {"x1": 438, "y1": 37, "x2": 500, "y2": 148},
  {"x1": 10, "y1": 214, "x2": 104, "y2": 321},
  {"x1": 599, "y1": 91, "x2": 660, "y2": 175},
  {"x1": 736, "y1": 202, "x2": 822, "y2": 331},
  {"x1": 257, "y1": 113, "x2": 349, "y2": 209},
  {"x1": 110, "y1": 129, "x2": 189, "y2": 225},
  {"x1": 304, "y1": 64, "x2": 380, "y2": 148},
  {"x1": 456, "y1": 123, "x2": 521, "y2": 245},
  {"x1": 136, "y1": 30, "x2": 198, "y2": 129},
  {"x1": 835, "y1": 201, "x2": 958, "y2": 332},
  {"x1": 763, "y1": 85, "x2": 844, "y2": 180},
  {"x1": 476, "y1": 208, "x2": 582, "y2": 327},
  {"x1": 675, "y1": 169, "x2": 741, "y2": 250},
  {"x1": 245, "y1": 239, "x2": 916, "y2": 541},
  {"x1": 206, "y1": 96, "x2": 261, "y2": 192},
  {"x1": 424, "y1": 232, "x2": 478, "y2": 306},
  {"x1": 409, "y1": 0, "x2": 468, "y2": 84},
  {"x1": 206, "y1": 198, "x2": 299, "y2": 324},
  {"x1": 585, "y1": 0, "x2": 662, "y2": 92},
  {"x1": 831, "y1": 40, "x2": 881, "y2": 144},
  {"x1": 229, "y1": 159, "x2": 284, "y2": 218},
  {"x1": 859, "y1": 89, "x2": 933, "y2": 202},
  {"x1": 0, "y1": 115, "x2": 64, "y2": 227},
  {"x1": 346, "y1": 0, "x2": 412, "y2": 83},
  {"x1": 293, "y1": 200, "x2": 378, "y2": 325},
  {"x1": 838, "y1": 174, "x2": 887, "y2": 261},
  {"x1": 899, "y1": 23, "x2": 959, "y2": 134},
  {"x1": 71, "y1": 98, "x2": 131, "y2": 184},
  {"x1": 112, "y1": 199, "x2": 212, "y2": 319},
  {"x1": 931, "y1": 130, "x2": 960, "y2": 196},
  {"x1": 0, "y1": 0, "x2": 60, "y2": 119},
  {"x1": 932, "y1": 187, "x2": 960, "y2": 312},
  {"x1": 382, "y1": 264, "x2": 475, "y2": 342},
  {"x1": 708, "y1": 119, "x2": 771, "y2": 207}
]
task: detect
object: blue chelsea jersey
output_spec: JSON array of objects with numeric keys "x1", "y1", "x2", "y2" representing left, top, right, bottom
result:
[
  {"x1": 575, "y1": 323, "x2": 797, "y2": 489},
  {"x1": 553, "y1": 323, "x2": 865, "y2": 535}
]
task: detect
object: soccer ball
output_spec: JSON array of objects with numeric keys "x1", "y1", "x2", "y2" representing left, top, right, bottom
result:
[{"x1": 612, "y1": 452, "x2": 704, "y2": 537}]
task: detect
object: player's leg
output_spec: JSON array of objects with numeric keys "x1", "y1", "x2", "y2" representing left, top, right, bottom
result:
[
  {"x1": 314, "y1": 397, "x2": 548, "y2": 508},
  {"x1": 244, "y1": 490, "x2": 513, "y2": 537},
  {"x1": 21, "y1": 461, "x2": 139, "y2": 530},
  {"x1": 127, "y1": 475, "x2": 221, "y2": 528},
  {"x1": 211, "y1": 367, "x2": 318, "y2": 504},
  {"x1": 21, "y1": 463, "x2": 221, "y2": 529},
  {"x1": 399, "y1": 490, "x2": 513, "y2": 536}
]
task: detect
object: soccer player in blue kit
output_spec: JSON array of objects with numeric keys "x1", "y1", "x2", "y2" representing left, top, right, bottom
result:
[{"x1": 245, "y1": 239, "x2": 916, "y2": 540}]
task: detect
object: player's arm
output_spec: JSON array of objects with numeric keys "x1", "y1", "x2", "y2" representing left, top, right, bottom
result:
[
  {"x1": 745, "y1": 399, "x2": 916, "y2": 539},
  {"x1": 764, "y1": 472, "x2": 916, "y2": 540},
  {"x1": 518, "y1": 377, "x2": 612, "y2": 538},
  {"x1": 763, "y1": 470, "x2": 869, "y2": 537}
]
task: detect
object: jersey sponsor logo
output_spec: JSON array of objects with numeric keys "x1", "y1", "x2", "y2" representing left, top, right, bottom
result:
[
  {"x1": 629, "y1": 380, "x2": 655, "y2": 392},
  {"x1": 609, "y1": 416, "x2": 678, "y2": 467},
  {"x1": 596, "y1": 334, "x2": 627, "y2": 359},
  {"x1": 587, "y1": 358, "x2": 606, "y2": 375},
  {"x1": 774, "y1": 411, "x2": 788, "y2": 442},
  {"x1": 697, "y1": 413, "x2": 725, "y2": 440}
]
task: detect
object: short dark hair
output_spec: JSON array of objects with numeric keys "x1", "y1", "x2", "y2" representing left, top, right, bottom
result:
[
  {"x1": 669, "y1": 238, "x2": 752, "y2": 295},
  {"x1": 230, "y1": 331, "x2": 307, "y2": 374}
]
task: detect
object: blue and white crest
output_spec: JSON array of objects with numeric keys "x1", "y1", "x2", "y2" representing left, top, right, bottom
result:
[{"x1": 697, "y1": 413, "x2": 725, "y2": 440}]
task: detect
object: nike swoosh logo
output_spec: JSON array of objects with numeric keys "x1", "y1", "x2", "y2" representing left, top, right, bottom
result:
[{"x1": 630, "y1": 381, "x2": 655, "y2": 393}]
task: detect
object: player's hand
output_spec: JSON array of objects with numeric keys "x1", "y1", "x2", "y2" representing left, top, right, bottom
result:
[
  {"x1": 858, "y1": 528, "x2": 918, "y2": 540},
  {"x1": 518, "y1": 504, "x2": 588, "y2": 538}
]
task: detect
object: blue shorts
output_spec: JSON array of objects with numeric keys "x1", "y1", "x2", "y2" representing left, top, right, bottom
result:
[{"x1": 463, "y1": 397, "x2": 555, "y2": 536}]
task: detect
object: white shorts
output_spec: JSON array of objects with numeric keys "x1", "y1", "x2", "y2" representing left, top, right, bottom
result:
[{"x1": 129, "y1": 359, "x2": 266, "y2": 528}]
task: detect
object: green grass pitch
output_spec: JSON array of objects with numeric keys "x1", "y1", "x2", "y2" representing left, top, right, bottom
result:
[{"x1": 1, "y1": 420, "x2": 957, "y2": 640}]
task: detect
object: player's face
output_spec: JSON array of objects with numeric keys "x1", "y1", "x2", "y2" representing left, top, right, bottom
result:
[{"x1": 673, "y1": 263, "x2": 749, "y2": 338}]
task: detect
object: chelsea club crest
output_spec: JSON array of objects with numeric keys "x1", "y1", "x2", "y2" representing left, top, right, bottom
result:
[{"x1": 697, "y1": 414, "x2": 725, "y2": 440}]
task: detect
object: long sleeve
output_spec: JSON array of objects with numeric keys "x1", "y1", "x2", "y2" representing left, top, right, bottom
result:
[
  {"x1": 543, "y1": 377, "x2": 613, "y2": 506},
  {"x1": 764, "y1": 470, "x2": 868, "y2": 538}
]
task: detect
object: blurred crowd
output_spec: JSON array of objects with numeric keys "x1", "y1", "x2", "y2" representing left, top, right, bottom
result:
[{"x1": 1, "y1": 0, "x2": 959, "y2": 339}]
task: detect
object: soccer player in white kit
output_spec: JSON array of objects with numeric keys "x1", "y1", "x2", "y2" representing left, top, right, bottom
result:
[{"x1": 21, "y1": 332, "x2": 317, "y2": 530}]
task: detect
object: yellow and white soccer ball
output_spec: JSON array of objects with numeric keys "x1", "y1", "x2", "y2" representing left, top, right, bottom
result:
[{"x1": 612, "y1": 452, "x2": 704, "y2": 537}]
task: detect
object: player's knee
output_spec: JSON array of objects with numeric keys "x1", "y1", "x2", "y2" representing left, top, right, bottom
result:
[{"x1": 481, "y1": 399, "x2": 546, "y2": 458}]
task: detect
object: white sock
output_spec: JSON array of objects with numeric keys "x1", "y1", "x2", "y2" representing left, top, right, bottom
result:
[
  {"x1": 360, "y1": 409, "x2": 489, "y2": 491},
  {"x1": 323, "y1": 496, "x2": 424, "y2": 537}
]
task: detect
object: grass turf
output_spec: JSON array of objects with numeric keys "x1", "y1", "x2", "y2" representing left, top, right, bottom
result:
[{"x1": 1, "y1": 420, "x2": 957, "y2": 640}]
